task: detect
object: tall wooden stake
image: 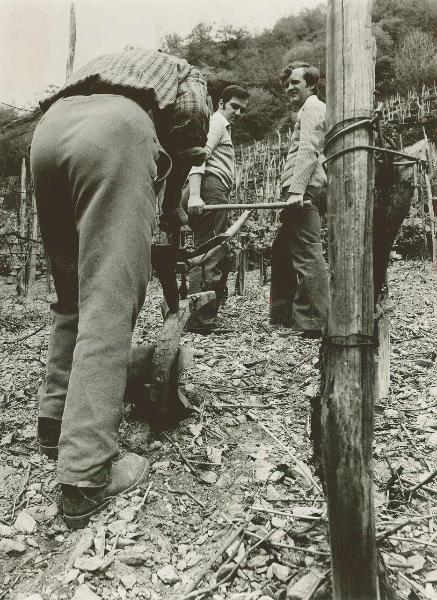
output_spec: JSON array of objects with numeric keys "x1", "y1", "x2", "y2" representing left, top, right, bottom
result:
[
  {"x1": 323, "y1": 1, "x2": 377, "y2": 598},
  {"x1": 18, "y1": 158, "x2": 27, "y2": 296},
  {"x1": 66, "y1": 3, "x2": 76, "y2": 80}
]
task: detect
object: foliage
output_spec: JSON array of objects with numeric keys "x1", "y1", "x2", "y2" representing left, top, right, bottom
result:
[
  {"x1": 394, "y1": 223, "x2": 432, "y2": 259},
  {"x1": 158, "y1": 1, "x2": 437, "y2": 141},
  {"x1": 233, "y1": 88, "x2": 285, "y2": 145},
  {"x1": 393, "y1": 30, "x2": 437, "y2": 92}
]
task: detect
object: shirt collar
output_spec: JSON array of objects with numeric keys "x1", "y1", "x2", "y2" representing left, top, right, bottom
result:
[
  {"x1": 298, "y1": 93, "x2": 318, "y2": 117},
  {"x1": 215, "y1": 110, "x2": 231, "y2": 128}
]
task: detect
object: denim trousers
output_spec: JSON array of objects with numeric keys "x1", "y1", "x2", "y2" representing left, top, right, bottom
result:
[
  {"x1": 270, "y1": 188, "x2": 328, "y2": 331},
  {"x1": 31, "y1": 95, "x2": 159, "y2": 487}
]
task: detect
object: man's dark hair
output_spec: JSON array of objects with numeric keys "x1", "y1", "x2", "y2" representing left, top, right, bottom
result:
[
  {"x1": 280, "y1": 61, "x2": 320, "y2": 94},
  {"x1": 220, "y1": 85, "x2": 250, "y2": 104}
]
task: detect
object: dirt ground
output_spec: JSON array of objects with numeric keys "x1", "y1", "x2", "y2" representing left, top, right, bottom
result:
[{"x1": 0, "y1": 260, "x2": 436, "y2": 600}]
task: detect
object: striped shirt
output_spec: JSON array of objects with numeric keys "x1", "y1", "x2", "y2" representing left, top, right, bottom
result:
[
  {"x1": 40, "y1": 48, "x2": 209, "y2": 153},
  {"x1": 281, "y1": 94, "x2": 327, "y2": 195},
  {"x1": 190, "y1": 111, "x2": 234, "y2": 190}
]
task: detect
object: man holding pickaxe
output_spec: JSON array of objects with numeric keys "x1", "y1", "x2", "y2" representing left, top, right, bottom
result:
[
  {"x1": 185, "y1": 85, "x2": 250, "y2": 333},
  {"x1": 270, "y1": 61, "x2": 328, "y2": 337}
]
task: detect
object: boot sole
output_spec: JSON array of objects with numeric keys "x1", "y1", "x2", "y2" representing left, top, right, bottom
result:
[{"x1": 63, "y1": 460, "x2": 150, "y2": 530}]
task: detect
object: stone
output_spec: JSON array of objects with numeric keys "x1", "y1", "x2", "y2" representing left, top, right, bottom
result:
[
  {"x1": 157, "y1": 565, "x2": 179, "y2": 585},
  {"x1": 107, "y1": 520, "x2": 128, "y2": 536},
  {"x1": 117, "y1": 508, "x2": 136, "y2": 522},
  {"x1": 287, "y1": 571, "x2": 321, "y2": 599},
  {"x1": 426, "y1": 570, "x2": 437, "y2": 583},
  {"x1": 74, "y1": 556, "x2": 105, "y2": 572},
  {"x1": 120, "y1": 573, "x2": 137, "y2": 589},
  {"x1": 14, "y1": 511, "x2": 37, "y2": 534},
  {"x1": 0, "y1": 523, "x2": 15, "y2": 538},
  {"x1": 427, "y1": 431, "x2": 437, "y2": 448},
  {"x1": 271, "y1": 563, "x2": 290, "y2": 582},
  {"x1": 63, "y1": 569, "x2": 80, "y2": 584},
  {"x1": 429, "y1": 387, "x2": 437, "y2": 398},
  {"x1": 247, "y1": 554, "x2": 269, "y2": 569},
  {"x1": 71, "y1": 584, "x2": 102, "y2": 600},
  {"x1": 0, "y1": 538, "x2": 26, "y2": 556},
  {"x1": 118, "y1": 552, "x2": 148, "y2": 566}
]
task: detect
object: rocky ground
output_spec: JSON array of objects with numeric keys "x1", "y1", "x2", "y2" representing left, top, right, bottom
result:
[{"x1": 0, "y1": 260, "x2": 436, "y2": 600}]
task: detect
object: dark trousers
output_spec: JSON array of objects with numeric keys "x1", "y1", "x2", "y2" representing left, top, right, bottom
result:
[
  {"x1": 185, "y1": 173, "x2": 231, "y2": 327},
  {"x1": 31, "y1": 95, "x2": 159, "y2": 487},
  {"x1": 270, "y1": 190, "x2": 328, "y2": 331}
]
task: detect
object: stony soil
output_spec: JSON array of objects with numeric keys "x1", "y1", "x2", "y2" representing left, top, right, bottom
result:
[{"x1": 0, "y1": 260, "x2": 436, "y2": 600}]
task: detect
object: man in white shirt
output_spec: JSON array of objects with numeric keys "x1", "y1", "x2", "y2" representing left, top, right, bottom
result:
[
  {"x1": 270, "y1": 62, "x2": 328, "y2": 337},
  {"x1": 186, "y1": 85, "x2": 250, "y2": 332}
]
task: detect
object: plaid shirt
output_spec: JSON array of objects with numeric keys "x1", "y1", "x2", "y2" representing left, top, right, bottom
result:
[{"x1": 40, "y1": 48, "x2": 209, "y2": 153}]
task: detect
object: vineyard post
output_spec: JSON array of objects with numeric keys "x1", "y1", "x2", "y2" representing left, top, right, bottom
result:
[
  {"x1": 423, "y1": 129, "x2": 437, "y2": 264},
  {"x1": 66, "y1": 3, "x2": 76, "y2": 79},
  {"x1": 322, "y1": 0, "x2": 378, "y2": 597},
  {"x1": 17, "y1": 158, "x2": 27, "y2": 296}
]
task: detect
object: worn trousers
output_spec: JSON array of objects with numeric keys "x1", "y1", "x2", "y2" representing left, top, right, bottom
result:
[
  {"x1": 30, "y1": 95, "x2": 158, "y2": 487},
  {"x1": 184, "y1": 173, "x2": 231, "y2": 327},
  {"x1": 270, "y1": 192, "x2": 328, "y2": 331}
]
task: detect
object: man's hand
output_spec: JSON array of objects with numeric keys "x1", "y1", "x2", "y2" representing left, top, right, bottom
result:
[
  {"x1": 286, "y1": 193, "x2": 311, "y2": 208},
  {"x1": 188, "y1": 195, "x2": 206, "y2": 215}
]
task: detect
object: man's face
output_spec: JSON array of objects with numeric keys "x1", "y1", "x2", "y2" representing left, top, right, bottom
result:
[
  {"x1": 284, "y1": 68, "x2": 314, "y2": 109},
  {"x1": 219, "y1": 96, "x2": 248, "y2": 125}
]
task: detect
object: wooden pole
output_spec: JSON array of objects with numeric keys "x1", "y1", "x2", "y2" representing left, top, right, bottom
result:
[
  {"x1": 422, "y1": 129, "x2": 437, "y2": 265},
  {"x1": 323, "y1": 1, "x2": 378, "y2": 598},
  {"x1": 17, "y1": 158, "x2": 27, "y2": 296},
  {"x1": 66, "y1": 3, "x2": 76, "y2": 80},
  {"x1": 27, "y1": 192, "x2": 38, "y2": 295}
]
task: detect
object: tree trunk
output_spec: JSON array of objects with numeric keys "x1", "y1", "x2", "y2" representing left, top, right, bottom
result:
[{"x1": 322, "y1": 1, "x2": 377, "y2": 598}]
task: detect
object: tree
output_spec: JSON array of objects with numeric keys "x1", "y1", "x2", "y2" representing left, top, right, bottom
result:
[
  {"x1": 393, "y1": 29, "x2": 437, "y2": 91},
  {"x1": 232, "y1": 87, "x2": 285, "y2": 144}
]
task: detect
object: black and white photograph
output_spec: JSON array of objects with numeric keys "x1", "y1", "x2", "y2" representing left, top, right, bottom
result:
[{"x1": 0, "y1": 1, "x2": 436, "y2": 598}]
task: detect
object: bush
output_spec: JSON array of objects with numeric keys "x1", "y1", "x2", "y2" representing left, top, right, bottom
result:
[{"x1": 394, "y1": 223, "x2": 432, "y2": 259}]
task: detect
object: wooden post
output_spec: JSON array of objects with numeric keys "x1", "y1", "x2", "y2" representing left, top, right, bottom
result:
[
  {"x1": 323, "y1": 1, "x2": 378, "y2": 598},
  {"x1": 66, "y1": 3, "x2": 76, "y2": 79},
  {"x1": 17, "y1": 158, "x2": 27, "y2": 296},
  {"x1": 423, "y1": 130, "x2": 437, "y2": 265},
  {"x1": 27, "y1": 192, "x2": 39, "y2": 295},
  {"x1": 411, "y1": 163, "x2": 418, "y2": 226},
  {"x1": 424, "y1": 172, "x2": 436, "y2": 264}
]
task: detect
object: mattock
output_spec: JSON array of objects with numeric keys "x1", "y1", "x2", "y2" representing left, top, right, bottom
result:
[{"x1": 147, "y1": 202, "x2": 285, "y2": 428}]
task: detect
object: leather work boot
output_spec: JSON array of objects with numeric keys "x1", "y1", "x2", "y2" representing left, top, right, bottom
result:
[
  {"x1": 62, "y1": 453, "x2": 150, "y2": 530},
  {"x1": 38, "y1": 417, "x2": 62, "y2": 459}
]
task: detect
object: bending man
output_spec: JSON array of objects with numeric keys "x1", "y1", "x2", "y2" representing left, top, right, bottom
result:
[{"x1": 31, "y1": 48, "x2": 209, "y2": 529}]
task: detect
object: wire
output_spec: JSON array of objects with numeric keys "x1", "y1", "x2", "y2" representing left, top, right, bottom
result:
[{"x1": 0, "y1": 101, "x2": 34, "y2": 113}]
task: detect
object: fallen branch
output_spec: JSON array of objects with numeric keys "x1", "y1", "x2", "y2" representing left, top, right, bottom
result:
[
  {"x1": 182, "y1": 521, "x2": 248, "y2": 596},
  {"x1": 388, "y1": 536, "x2": 437, "y2": 550},
  {"x1": 400, "y1": 476, "x2": 437, "y2": 496},
  {"x1": 407, "y1": 468, "x2": 437, "y2": 497},
  {"x1": 163, "y1": 432, "x2": 197, "y2": 475},
  {"x1": 377, "y1": 511, "x2": 437, "y2": 541},
  {"x1": 244, "y1": 530, "x2": 330, "y2": 557},
  {"x1": 168, "y1": 487, "x2": 206, "y2": 509},
  {"x1": 252, "y1": 505, "x2": 325, "y2": 522},
  {"x1": 180, "y1": 528, "x2": 274, "y2": 600},
  {"x1": 247, "y1": 411, "x2": 322, "y2": 494},
  {"x1": 9, "y1": 462, "x2": 31, "y2": 523}
]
